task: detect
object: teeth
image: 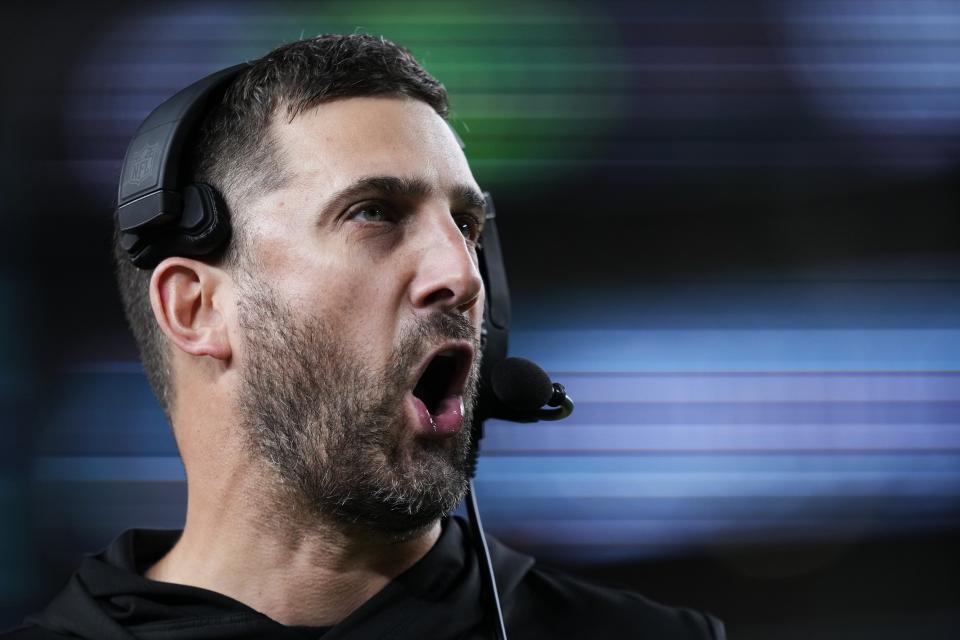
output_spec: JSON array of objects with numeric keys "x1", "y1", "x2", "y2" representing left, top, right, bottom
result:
[{"x1": 436, "y1": 349, "x2": 458, "y2": 358}]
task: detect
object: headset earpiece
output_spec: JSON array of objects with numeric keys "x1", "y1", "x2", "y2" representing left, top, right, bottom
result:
[
  {"x1": 173, "y1": 183, "x2": 231, "y2": 261},
  {"x1": 121, "y1": 183, "x2": 230, "y2": 269}
]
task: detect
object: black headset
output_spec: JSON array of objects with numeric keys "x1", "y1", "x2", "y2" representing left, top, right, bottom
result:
[
  {"x1": 116, "y1": 60, "x2": 527, "y2": 640},
  {"x1": 116, "y1": 64, "x2": 242, "y2": 270}
]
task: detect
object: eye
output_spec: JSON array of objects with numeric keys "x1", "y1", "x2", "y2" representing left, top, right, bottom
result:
[
  {"x1": 454, "y1": 213, "x2": 483, "y2": 245},
  {"x1": 351, "y1": 203, "x2": 394, "y2": 223}
]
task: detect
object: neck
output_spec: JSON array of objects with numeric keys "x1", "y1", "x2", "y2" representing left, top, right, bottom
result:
[{"x1": 145, "y1": 454, "x2": 441, "y2": 627}]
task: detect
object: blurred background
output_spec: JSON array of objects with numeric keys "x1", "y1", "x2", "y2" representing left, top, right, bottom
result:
[{"x1": 2, "y1": 0, "x2": 959, "y2": 638}]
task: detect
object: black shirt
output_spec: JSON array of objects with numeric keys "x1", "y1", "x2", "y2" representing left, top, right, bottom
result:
[{"x1": 4, "y1": 517, "x2": 724, "y2": 639}]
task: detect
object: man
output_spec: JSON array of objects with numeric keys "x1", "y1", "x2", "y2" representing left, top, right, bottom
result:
[{"x1": 6, "y1": 34, "x2": 724, "y2": 639}]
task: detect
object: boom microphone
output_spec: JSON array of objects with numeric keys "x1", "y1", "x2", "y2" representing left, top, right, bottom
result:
[
  {"x1": 490, "y1": 357, "x2": 574, "y2": 421},
  {"x1": 469, "y1": 356, "x2": 574, "y2": 639}
]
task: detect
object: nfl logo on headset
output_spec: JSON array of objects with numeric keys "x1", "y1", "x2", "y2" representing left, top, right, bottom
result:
[{"x1": 125, "y1": 140, "x2": 161, "y2": 189}]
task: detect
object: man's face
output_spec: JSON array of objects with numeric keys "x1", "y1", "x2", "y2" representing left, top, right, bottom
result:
[{"x1": 229, "y1": 97, "x2": 486, "y2": 535}]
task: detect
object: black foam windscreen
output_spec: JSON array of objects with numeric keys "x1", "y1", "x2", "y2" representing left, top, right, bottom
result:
[{"x1": 490, "y1": 356, "x2": 554, "y2": 412}]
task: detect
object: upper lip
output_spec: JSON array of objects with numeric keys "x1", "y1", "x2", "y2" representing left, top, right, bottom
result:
[{"x1": 409, "y1": 339, "x2": 475, "y2": 397}]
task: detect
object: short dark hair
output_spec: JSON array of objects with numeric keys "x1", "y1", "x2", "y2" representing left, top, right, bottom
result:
[{"x1": 113, "y1": 33, "x2": 450, "y2": 419}]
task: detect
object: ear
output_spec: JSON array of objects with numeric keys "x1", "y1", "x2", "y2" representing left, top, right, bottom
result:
[{"x1": 149, "y1": 258, "x2": 232, "y2": 362}]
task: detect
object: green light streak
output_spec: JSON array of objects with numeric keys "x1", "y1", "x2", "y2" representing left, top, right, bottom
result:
[{"x1": 235, "y1": 0, "x2": 631, "y2": 186}]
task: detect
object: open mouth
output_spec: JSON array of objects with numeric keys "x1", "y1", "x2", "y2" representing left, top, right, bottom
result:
[{"x1": 412, "y1": 345, "x2": 472, "y2": 417}]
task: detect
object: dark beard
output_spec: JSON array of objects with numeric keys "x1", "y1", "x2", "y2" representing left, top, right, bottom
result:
[{"x1": 235, "y1": 277, "x2": 481, "y2": 536}]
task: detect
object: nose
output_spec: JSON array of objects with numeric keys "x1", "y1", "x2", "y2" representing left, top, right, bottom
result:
[{"x1": 408, "y1": 210, "x2": 484, "y2": 314}]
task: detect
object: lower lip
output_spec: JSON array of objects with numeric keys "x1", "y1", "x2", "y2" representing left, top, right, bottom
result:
[{"x1": 407, "y1": 392, "x2": 464, "y2": 439}]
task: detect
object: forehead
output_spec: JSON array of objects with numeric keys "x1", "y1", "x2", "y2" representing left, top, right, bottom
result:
[{"x1": 269, "y1": 96, "x2": 478, "y2": 195}]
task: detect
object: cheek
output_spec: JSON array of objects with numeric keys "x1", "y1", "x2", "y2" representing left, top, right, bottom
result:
[
  {"x1": 323, "y1": 267, "x2": 397, "y2": 317},
  {"x1": 249, "y1": 222, "x2": 413, "y2": 347},
  {"x1": 291, "y1": 264, "x2": 407, "y2": 349}
]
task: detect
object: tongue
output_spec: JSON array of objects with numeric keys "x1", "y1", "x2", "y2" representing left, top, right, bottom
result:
[{"x1": 431, "y1": 394, "x2": 465, "y2": 435}]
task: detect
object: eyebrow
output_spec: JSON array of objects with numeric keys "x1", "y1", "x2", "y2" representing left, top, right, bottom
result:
[{"x1": 318, "y1": 175, "x2": 486, "y2": 223}]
